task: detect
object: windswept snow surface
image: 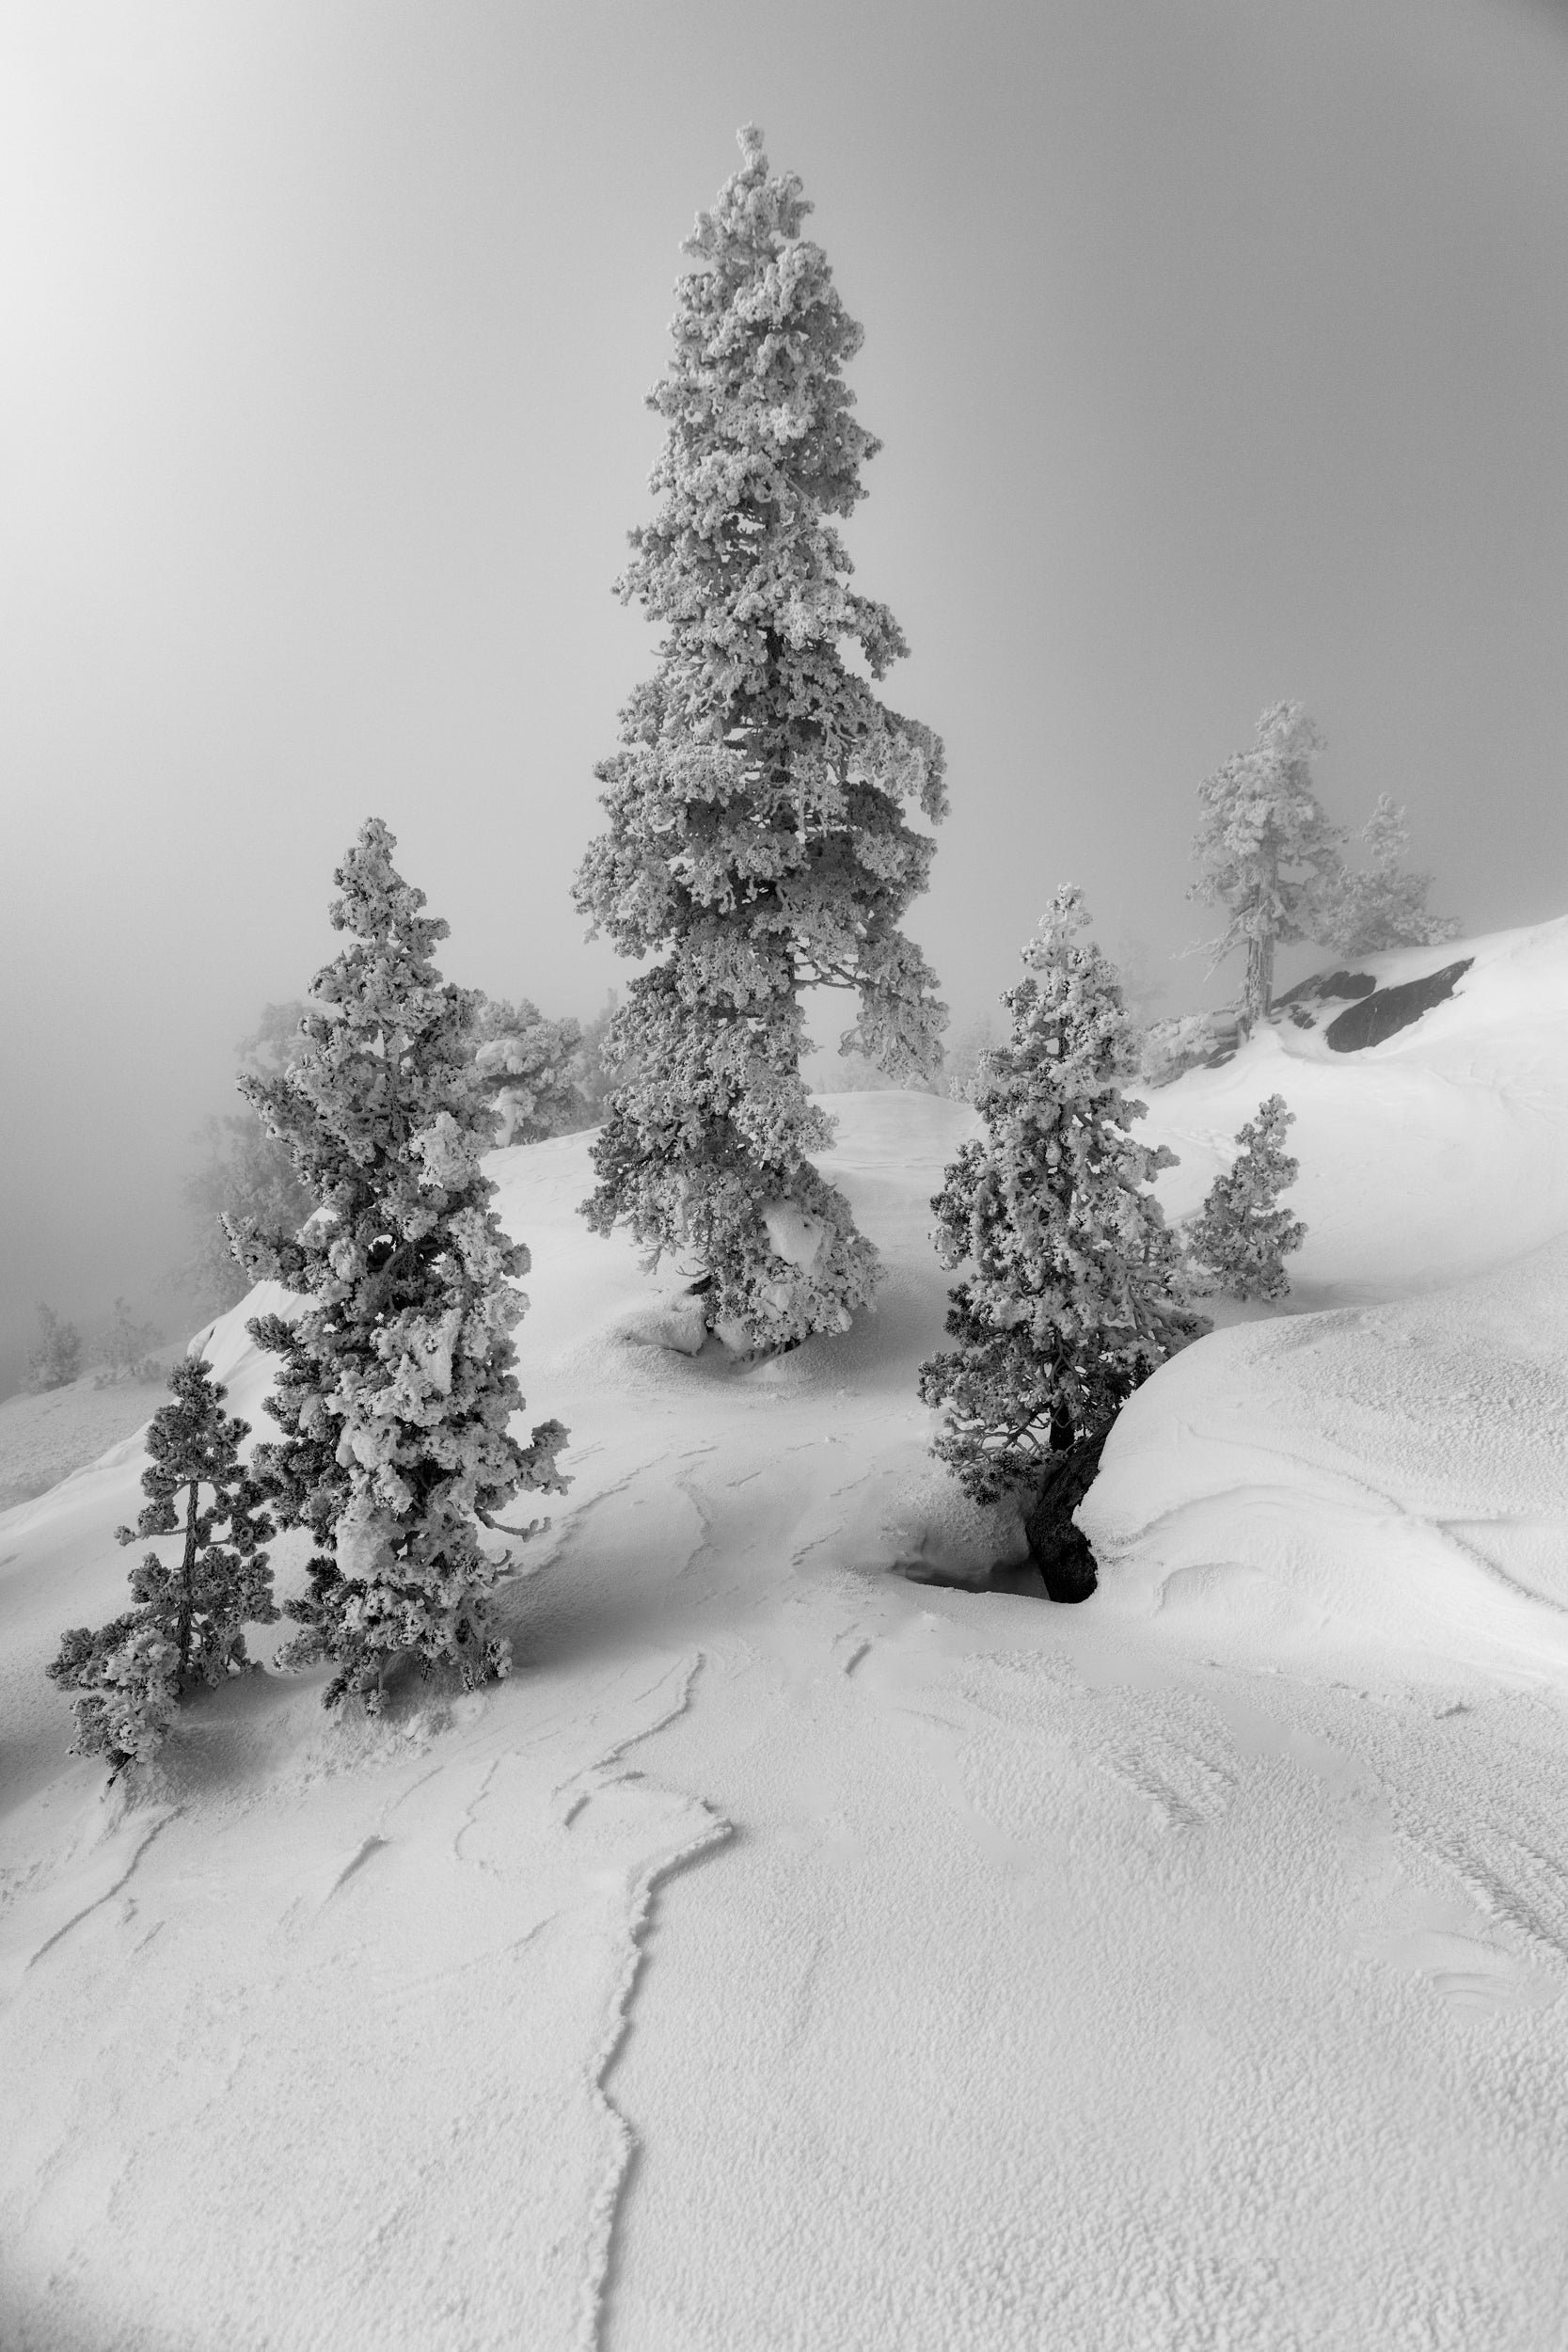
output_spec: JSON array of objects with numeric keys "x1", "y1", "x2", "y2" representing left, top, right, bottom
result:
[{"x1": 4, "y1": 920, "x2": 1568, "y2": 2349}]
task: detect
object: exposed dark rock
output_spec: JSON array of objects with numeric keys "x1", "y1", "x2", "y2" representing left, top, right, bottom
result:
[
  {"x1": 1022, "y1": 1425, "x2": 1110, "y2": 1602},
  {"x1": 1324, "y1": 958, "x2": 1473, "y2": 1053},
  {"x1": 1274, "y1": 968, "x2": 1377, "y2": 1009}
]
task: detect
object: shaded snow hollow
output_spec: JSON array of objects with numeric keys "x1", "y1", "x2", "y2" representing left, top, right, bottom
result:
[{"x1": 4, "y1": 917, "x2": 1568, "y2": 2348}]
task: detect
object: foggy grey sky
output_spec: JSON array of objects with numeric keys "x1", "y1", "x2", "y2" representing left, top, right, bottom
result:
[{"x1": 4, "y1": 0, "x2": 1567, "y2": 1389}]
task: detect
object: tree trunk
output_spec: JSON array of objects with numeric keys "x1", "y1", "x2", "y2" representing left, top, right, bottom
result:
[
  {"x1": 1022, "y1": 1423, "x2": 1110, "y2": 1602},
  {"x1": 1243, "y1": 928, "x2": 1275, "y2": 1029},
  {"x1": 177, "y1": 1479, "x2": 199, "y2": 1684}
]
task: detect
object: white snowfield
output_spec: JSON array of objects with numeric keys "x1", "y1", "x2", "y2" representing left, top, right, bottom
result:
[{"x1": 4, "y1": 918, "x2": 1568, "y2": 2350}]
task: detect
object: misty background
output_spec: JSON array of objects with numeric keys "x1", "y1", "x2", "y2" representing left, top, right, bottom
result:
[{"x1": 3, "y1": 0, "x2": 1566, "y2": 1397}]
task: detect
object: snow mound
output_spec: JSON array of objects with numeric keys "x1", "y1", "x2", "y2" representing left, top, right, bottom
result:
[
  {"x1": 1144, "y1": 915, "x2": 1568, "y2": 1302},
  {"x1": 1084, "y1": 1229, "x2": 1568, "y2": 1687}
]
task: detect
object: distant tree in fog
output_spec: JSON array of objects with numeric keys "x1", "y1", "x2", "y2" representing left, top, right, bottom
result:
[
  {"x1": 1316, "y1": 795, "x2": 1460, "y2": 958},
  {"x1": 90, "y1": 1297, "x2": 162, "y2": 1386},
  {"x1": 180, "y1": 1003, "x2": 315, "y2": 1312},
  {"x1": 1189, "y1": 703, "x2": 1345, "y2": 1029},
  {"x1": 467, "y1": 995, "x2": 587, "y2": 1144},
  {"x1": 572, "y1": 993, "x2": 624, "y2": 1124},
  {"x1": 939, "y1": 1015, "x2": 997, "y2": 1104},
  {"x1": 26, "y1": 1304, "x2": 82, "y2": 1392},
  {"x1": 1108, "y1": 930, "x2": 1167, "y2": 1030}
]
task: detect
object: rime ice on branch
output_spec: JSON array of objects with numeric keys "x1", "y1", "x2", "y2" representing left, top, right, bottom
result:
[
  {"x1": 575, "y1": 125, "x2": 947, "y2": 1351},
  {"x1": 234, "y1": 820, "x2": 567, "y2": 1713},
  {"x1": 920, "y1": 889, "x2": 1208, "y2": 1515}
]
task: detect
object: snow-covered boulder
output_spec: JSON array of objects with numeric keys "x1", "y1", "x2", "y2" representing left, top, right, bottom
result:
[{"x1": 619, "y1": 1291, "x2": 709, "y2": 1357}]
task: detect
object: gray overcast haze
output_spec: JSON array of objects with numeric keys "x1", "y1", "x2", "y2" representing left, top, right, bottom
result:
[{"x1": 3, "y1": 0, "x2": 1567, "y2": 1391}]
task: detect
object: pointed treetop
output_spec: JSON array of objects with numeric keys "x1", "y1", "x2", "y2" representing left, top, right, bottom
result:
[
  {"x1": 683, "y1": 124, "x2": 814, "y2": 263},
  {"x1": 328, "y1": 818, "x2": 450, "y2": 958},
  {"x1": 1254, "y1": 700, "x2": 1325, "y2": 769}
]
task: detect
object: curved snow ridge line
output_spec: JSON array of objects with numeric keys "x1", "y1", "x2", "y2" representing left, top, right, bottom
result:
[
  {"x1": 0, "y1": 1804, "x2": 176, "y2": 1999},
  {"x1": 557, "y1": 1650, "x2": 714, "y2": 1806},
  {"x1": 540, "y1": 1453, "x2": 680, "y2": 1574},
  {"x1": 1126, "y1": 1415, "x2": 1473, "y2": 1524},
  {"x1": 572, "y1": 1650, "x2": 734, "y2": 2352},
  {"x1": 1102, "y1": 1477, "x2": 1568, "y2": 1614},
  {"x1": 671, "y1": 1472, "x2": 717, "y2": 1577},
  {"x1": 579, "y1": 1807, "x2": 733, "y2": 2351},
  {"x1": 1426, "y1": 1518, "x2": 1568, "y2": 1618}
]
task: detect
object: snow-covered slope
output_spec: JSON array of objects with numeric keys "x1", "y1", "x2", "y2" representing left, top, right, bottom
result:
[
  {"x1": 4, "y1": 922, "x2": 1568, "y2": 2350},
  {"x1": 1144, "y1": 914, "x2": 1568, "y2": 1303}
]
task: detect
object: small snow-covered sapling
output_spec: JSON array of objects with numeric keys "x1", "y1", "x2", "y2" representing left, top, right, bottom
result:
[
  {"x1": 46, "y1": 1355, "x2": 277, "y2": 1775},
  {"x1": 919, "y1": 888, "x2": 1208, "y2": 1590},
  {"x1": 1187, "y1": 1094, "x2": 1307, "y2": 1301}
]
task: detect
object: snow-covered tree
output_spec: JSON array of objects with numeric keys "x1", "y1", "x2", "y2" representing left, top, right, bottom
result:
[
  {"x1": 1189, "y1": 703, "x2": 1345, "y2": 1027},
  {"x1": 575, "y1": 125, "x2": 947, "y2": 1353},
  {"x1": 1109, "y1": 929, "x2": 1167, "y2": 1029},
  {"x1": 573, "y1": 993, "x2": 624, "y2": 1125},
  {"x1": 919, "y1": 888, "x2": 1208, "y2": 1516},
  {"x1": 183, "y1": 1121, "x2": 313, "y2": 1311},
  {"x1": 1316, "y1": 795, "x2": 1460, "y2": 958},
  {"x1": 90, "y1": 1297, "x2": 162, "y2": 1386},
  {"x1": 233, "y1": 819, "x2": 568, "y2": 1713},
  {"x1": 46, "y1": 1355, "x2": 277, "y2": 1774},
  {"x1": 47, "y1": 1623, "x2": 180, "y2": 1778},
  {"x1": 939, "y1": 1014, "x2": 998, "y2": 1104},
  {"x1": 469, "y1": 996, "x2": 586, "y2": 1145},
  {"x1": 1187, "y1": 1094, "x2": 1307, "y2": 1301},
  {"x1": 27, "y1": 1303, "x2": 82, "y2": 1392}
]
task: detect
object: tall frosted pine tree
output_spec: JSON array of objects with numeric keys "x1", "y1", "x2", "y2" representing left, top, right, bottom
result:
[
  {"x1": 575, "y1": 126, "x2": 947, "y2": 1351},
  {"x1": 919, "y1": 891, "x2": 1207, "y2": 1591},
  {"x1": 233, "y1": 820, "x2": 567, "y2": 1713}
]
